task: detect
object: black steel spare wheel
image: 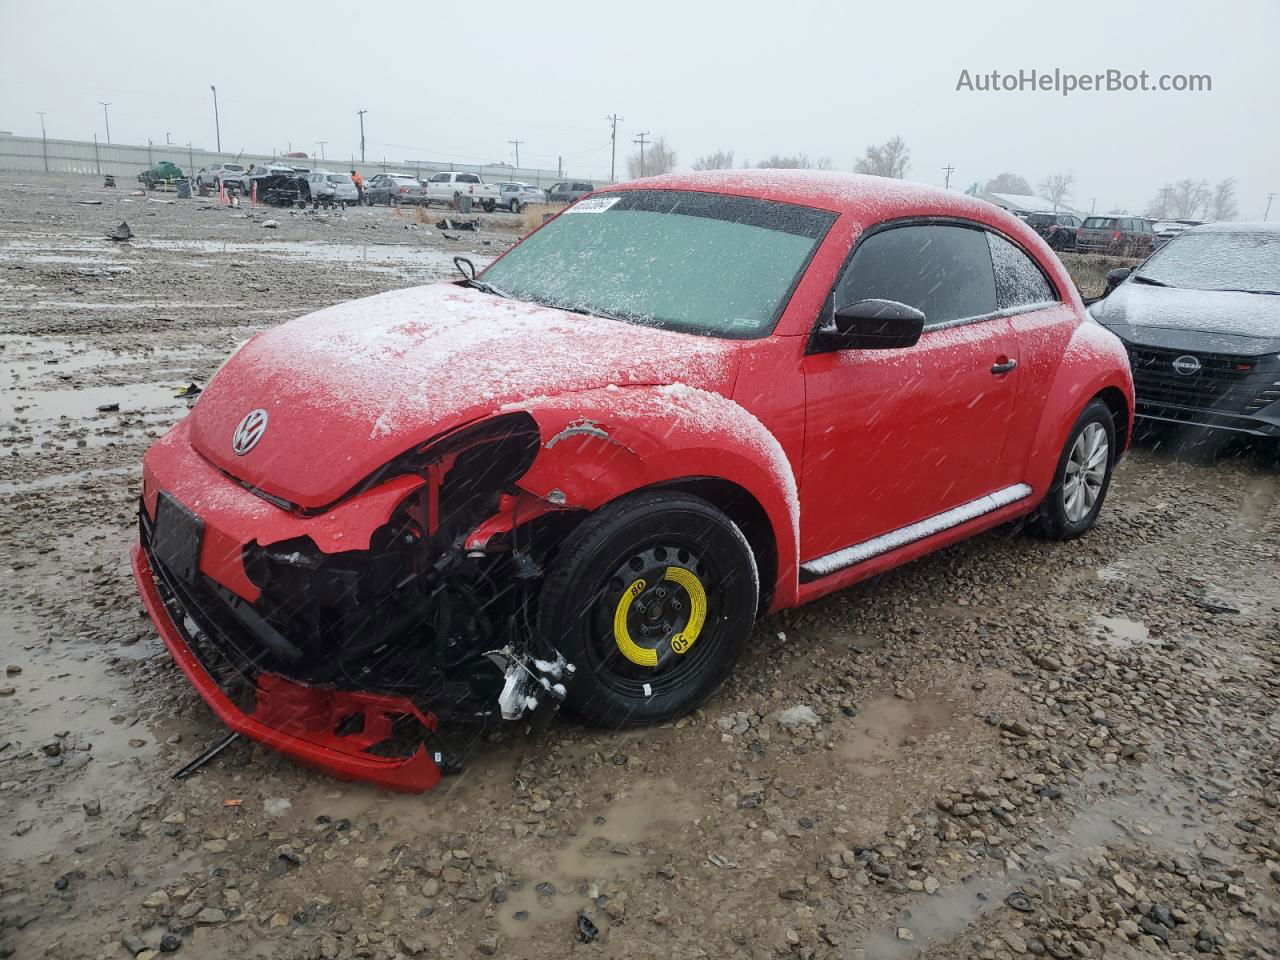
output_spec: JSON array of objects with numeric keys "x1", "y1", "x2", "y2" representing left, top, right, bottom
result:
[{"x1": 538, "y1": 492, "x2": 758, "y2": 726}]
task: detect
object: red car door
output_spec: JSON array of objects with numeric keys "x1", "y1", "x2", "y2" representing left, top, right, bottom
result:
[{"x1": 798, "y1": 222, "x2": 1021, "y2": 566}]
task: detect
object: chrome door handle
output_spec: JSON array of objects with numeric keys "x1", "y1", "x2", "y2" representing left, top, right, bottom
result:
[{"x1": 991, "y1": 358, "x2": 1018, "y2": 375}]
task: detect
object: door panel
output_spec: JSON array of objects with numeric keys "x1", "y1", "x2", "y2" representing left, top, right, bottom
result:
[
  {"x1": 799, "y1": 319, "x2": 1019, "y2": 561},
  {"x1": 797, "y1": 221, "x2": 1018, "y2": 565}
]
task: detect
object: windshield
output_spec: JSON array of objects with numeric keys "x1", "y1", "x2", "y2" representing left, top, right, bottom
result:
[
  {"x1": 480, "y1": 189, "x2": 835, "y2": 338},
  {"x1": 1135, "y1": 231, "x2": 1280, "y2": 293}
]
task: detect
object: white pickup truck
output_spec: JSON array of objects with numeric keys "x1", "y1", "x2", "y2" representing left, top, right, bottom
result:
[{"x1": 422, "y1": 171, "x2": 500, "y2": 211}]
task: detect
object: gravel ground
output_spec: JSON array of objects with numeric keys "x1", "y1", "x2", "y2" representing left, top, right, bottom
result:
[{"x1": 1, "y1": 173, "x2": 1277, "y2": 960}]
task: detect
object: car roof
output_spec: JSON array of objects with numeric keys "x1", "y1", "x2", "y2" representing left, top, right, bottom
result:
[
  {"x1": 599, "y1": 169, "x2": 1025, "y2": 220},
  {"x1": 1184, "y1": 221, "x2": 1279, "y2": 235}
]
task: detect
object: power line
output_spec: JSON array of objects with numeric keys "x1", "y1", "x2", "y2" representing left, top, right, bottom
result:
[
  {"x1": 633, "y1": 131, "x2": 650, "y2": 178},
  {"x1": 606, "y1": 114, "x2": 623, "y2": 182}
]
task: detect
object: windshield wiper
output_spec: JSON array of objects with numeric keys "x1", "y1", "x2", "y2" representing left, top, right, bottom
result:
[
  {"x1": 561, "y1": 303, "x2": 627, "y2": 323},
  {"x1": 1130, "y1": 275, "x2": 1171, "y2": 287},
  {"x1": 1212, "y1": 288, "x2": 1280, "y2": 296},
  {"x1": 452, "y1": 255, "x2": 509, "y2": 299},
  {"x1": 461, "y1": 276, "x2": 510, "y2": 298}
]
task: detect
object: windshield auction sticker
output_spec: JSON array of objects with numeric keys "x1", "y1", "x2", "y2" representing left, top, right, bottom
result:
[{"x1": 565, "y1": 196, "x2": 622, "y2": 214}]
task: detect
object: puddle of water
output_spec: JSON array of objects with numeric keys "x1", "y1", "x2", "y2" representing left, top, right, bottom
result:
[
  {"x1": 495, "y1": 778, "x2": 704, "y2": 938},
  {"x1": 1091, "y1": 615, "x2": 1151, "y2": 649},
  {"x1": 5, "y1": 382, "x2": 192, "y2": 422},
  {"x1": 0, "y1": 609, "x2": 184, "y2": 861},
  {"x1": 862, "y1": 767, "x2": 1236, "y2": 957},
  {"x1": 838, "y1": 695, "x2": 959, "y2": 772},
  {"x1": 0, "y1": 466, "x2": 136, "y2": 496}
]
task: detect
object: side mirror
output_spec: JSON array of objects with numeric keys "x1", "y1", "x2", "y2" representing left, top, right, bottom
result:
[
  {"x1": 1104, "y1": 268, "x2": 1131, "y2": 296},
  {"x1": 817, "y1": 299, "x2": 926, "y2": 351}
]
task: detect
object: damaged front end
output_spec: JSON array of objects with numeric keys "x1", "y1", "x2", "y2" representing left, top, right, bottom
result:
[{"x1": 134, "y1": 413, "x2": 580, "y2": 791}]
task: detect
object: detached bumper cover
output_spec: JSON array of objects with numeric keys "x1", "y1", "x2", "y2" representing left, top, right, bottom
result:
[{"x1": 131, "y1": 543, "x2": 443, "y2": 792}]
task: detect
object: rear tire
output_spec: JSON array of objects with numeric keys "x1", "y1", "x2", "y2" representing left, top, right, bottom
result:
[
  {"x1": 538, "y1": 492, "x2": 758, "y2": 727},
  {"x1": 1030, "y1": 399, "x2": 1117, "y2": 540},
  {"x1": 510, "y1": 199, "x2": 521, "y2": 214}
]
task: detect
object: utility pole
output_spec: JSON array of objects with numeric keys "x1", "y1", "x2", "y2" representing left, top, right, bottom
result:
[
  {"x1": 557, "y1": 156, "x2": 562, "y2": 178},
  {"x1": 99, "y1": 102, "x2": 112, "y2": 144},
  {"x1": 1265, "y1": 193, "x2": 1276, "y2": 222},
  {"x1": 606, "y1": 114, "x2": 623, "y2": 182},
  {"x1": 165, "y1": 131, "x2": 171, "y2": 145},
  {"x1": 942, "y1": 163, "x2": 955, "y2": 189},
  {"x1": 37, "y1": 112, "x2": 48, "y2": 172},
  {"x1": 317, "y1": 141, "x2": 327, "y2": 161},
  {"x1": 357, "y1": 109, "x2": 367, "y2": 163},
  {"x1": 187, "y1": 142, "x2": 194, "y2": 173},
  {"x1": 93, "y1": 133, "x2": 101, "y2": 176},
  {"x1": 148, "y1": 139, "x2": 153, "y2": 166},
  {"x1": 509, "y1": 138, "x2": 523, "y2": 169},
  {"x1": 210, "y1": 85, "x2": 221, "y2": 153},
  {"x1": 633, "y1": 131, "x2": 650, "y2": 177},
  {"x1": 1159, "y1": 186, "x2": 1172, "y2": 219}
]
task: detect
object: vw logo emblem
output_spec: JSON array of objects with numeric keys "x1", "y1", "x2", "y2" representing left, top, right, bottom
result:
[
  {"x1": 232, "y1": 409, "x2": 269, "y2": 456},
  {"x1": 1171, "y1": 355, "x2": 1201, "y2": 376}
]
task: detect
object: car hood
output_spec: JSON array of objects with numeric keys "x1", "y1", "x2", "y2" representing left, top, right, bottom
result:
[
  {"x1": 1091, "y1": 282, "x2": 1280, "y2": 356},
  {"x1": 188, "y1": 284, "x2": 742, "y2": 509}
]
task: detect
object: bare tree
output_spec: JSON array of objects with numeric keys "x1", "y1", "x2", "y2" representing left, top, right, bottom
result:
[
  {"x1": 692, "y1": 149, "x2": 735, "y2": 171},
  {"x1": 1038, "y1": 172, "x2": 1075, "y2": 211},
  {"x1": 1171, "y1": 178, "x2": 1212, "y2": 218},
  {"x1": 755, "y1": 153, "x2": 831, "y2": 170},
  {"x1": 984, "y1": 172, "x2": 1033, "y2": 195},
  {"x1": 1143, "y1": 185, "x2": 1174, "y2": 219},
  {"x1": 1209, "y1": 177, "x2": 1238, "y2": 221},
  {"x1": 853, "y1": 136, "x2": 910, "y2": 179},
  {"x1": 626, "y1": 136, "x2": 677, "y2": 178}
]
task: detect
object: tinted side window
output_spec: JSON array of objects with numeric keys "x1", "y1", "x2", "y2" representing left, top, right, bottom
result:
[
  {"x1": 987, "y1": 233, "x2": 1057, "y2": 309},
  {"x1": 836, "y1": 224, "x2": 997, "y2": 326}
]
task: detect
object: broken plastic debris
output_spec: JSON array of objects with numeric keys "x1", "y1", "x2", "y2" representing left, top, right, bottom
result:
[{"x1": 106, "y1": 222, "x2": 133, "y2": 241}]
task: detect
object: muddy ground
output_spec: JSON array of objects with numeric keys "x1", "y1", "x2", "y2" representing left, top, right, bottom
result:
[{"x1": 0, "y1": 173, "x2": 1277, "y2": 960}]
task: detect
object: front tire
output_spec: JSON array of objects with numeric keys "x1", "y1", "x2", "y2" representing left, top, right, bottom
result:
[
  {"x1": 1031, "y1": 399, "x2": 1117, "y2": 540},
  {"x1": 510, "y1": 199, "x2": 521, "y2": 214},
  {"x1": 538, "y1": 492, "x2": 758, "y2": 727}
]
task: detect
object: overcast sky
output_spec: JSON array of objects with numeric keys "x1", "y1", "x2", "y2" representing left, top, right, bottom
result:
[{"x1": 2, "y1": 0, "x2": 1276, "y2": 216}]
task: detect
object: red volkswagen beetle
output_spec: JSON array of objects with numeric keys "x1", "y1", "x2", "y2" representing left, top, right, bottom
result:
[{"x1": 133, "y1": 171, "x2": 1133, "y2": 790}]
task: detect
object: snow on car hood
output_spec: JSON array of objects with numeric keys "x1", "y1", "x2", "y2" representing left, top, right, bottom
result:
[
  {"x1": 1091, "y1": 282, "x2": 1280, "y2": 355},
  {"x1": 189, "y1": 284, "x2": 742, "y2": 508}
]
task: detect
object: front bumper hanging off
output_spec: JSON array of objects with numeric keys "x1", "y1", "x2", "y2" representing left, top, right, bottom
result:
[{"x1": 131, "y1": 544, "x2": 444, "y2": 793}]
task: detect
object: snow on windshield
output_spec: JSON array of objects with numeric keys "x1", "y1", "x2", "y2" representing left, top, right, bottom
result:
[{"x1": 1138, "y1": 230, "x2": 1280, "y2": 292}]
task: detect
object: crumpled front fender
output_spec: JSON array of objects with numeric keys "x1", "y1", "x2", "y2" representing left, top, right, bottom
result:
[{"x1": 508, "y1": 384, "x2": 802, "y2": 607}]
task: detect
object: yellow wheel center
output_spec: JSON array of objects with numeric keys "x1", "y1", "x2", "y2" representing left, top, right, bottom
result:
[{"x1": 612, "y1": 568, "x2": 707, "y2": 668}]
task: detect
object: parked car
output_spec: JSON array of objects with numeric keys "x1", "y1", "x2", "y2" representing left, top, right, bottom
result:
[
  {"x1": 422, "y1": 171, "x2": 499, "y2": 211},
  {"x1": 1089, "y1": 222, "x2": 1280, "y2": 439},
  {"x1": 239, "y1": 163, "x2": 300, "y2": 195},
  {"x1": 547, "y1": 180, "x2": 595, "y2": 204},
  {"x1": 1022, "y1": 211, "x2": 1082, "y2": 251},
  {"x1": 1152, "y1": 219, "x2": 1205, "y2": 250},
  {"x1": 1075, "y1": 215, "x2": 1155, "y2": 257},
  {"x1": 138, "y1": 161, "x2": 184, "y2": 189},
  {"x1": 195, "y1": 162, "x2": 247, "y2": 191},
  {"x1": 300, "y1": 171, "x2": 359, "y2": 206},
  {"x1": 495, "y1": 181, "x2": 547, "y2": 213},
  {"x1": 364, "y1": 174, "x2": 425, "y2": 206},
  {"x1": 131, "y1": 170, "x2": 1132, "y2": 791}
]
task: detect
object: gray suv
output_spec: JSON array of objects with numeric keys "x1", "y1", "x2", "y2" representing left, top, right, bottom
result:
[{"x1": 547, "y1": 181, "x2": 594, "y2": 204}]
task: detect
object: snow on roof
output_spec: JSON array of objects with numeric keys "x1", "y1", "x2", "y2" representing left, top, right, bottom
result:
[
  {"x1": 1186, "y1": 221, "x2": 1280, "y2": 235},
  {"x1": 987, "y1": 192, "x2": 1078, "y2": 215}
]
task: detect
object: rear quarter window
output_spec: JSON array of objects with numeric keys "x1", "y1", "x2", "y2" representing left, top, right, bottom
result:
[{"x1": 987, "y1": 233, "x2": 1058, "y2": 309}]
